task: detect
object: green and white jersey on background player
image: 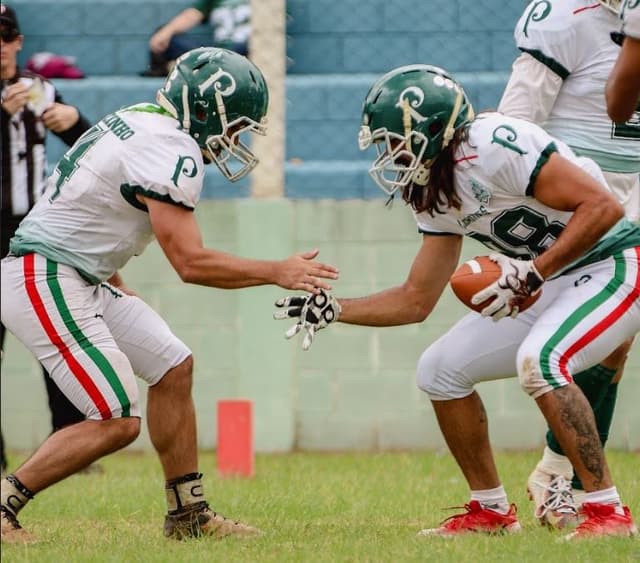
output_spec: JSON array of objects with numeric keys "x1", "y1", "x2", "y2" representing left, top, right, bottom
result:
[
  {"x1": 621, "y1": 0, "x2": 640, "y2": 38},
  {"x1": 415, "y1": 113, "x2": 640, "y2": 276},
  {"x1": 10, "y1": 104, "x2": 205, "y2": 284},
  {"x1": 507, "y1": 0, "x2": 639, "y2": 171},
  {"x1": 193, "y1": 0, "x2": 251, "y2": 49}
]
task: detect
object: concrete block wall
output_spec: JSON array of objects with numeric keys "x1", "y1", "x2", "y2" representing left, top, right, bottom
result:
[
  {"x1": 286, "y1": 0, "x2": 526, "y2": 74},
  {"x1": 2, "y1": 200, "x2": 639, "y2": 453}
]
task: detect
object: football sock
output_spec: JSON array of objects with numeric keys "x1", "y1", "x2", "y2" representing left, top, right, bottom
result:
[
  {"x1": 546, "y1": 364, "x2": 616, "y2": 458},
  {"x1": 571, "y1": 382, "x2": 619, "y2": 491},
  {"x1": 165, "y1": 472, "x2": 205, "y2": 514},
  {"x1": 583, "y1": 486, "x2": 624, "y2": 515},
  {"x1": 535, "y1": 446, "x2": 572, "y2": 479},
  {"x1": 470, "y1": 485, "x2": 510, "y2": 514},
  {"x1": 0, "y1": 474, "x2": 35, "y2": 516}
]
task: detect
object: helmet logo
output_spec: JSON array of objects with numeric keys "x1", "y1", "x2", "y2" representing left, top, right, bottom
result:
[
  {"x1": 198, "y1": 68, "x2": 237, "y2": 98},
  {"x1": 395, "y1": 87, "x2": 427, "y2": 124}
]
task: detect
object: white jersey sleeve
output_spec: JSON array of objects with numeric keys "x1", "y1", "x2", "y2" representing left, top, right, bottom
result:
[
  {"x1": 414, "y1": 113, "x2": 568, "y2": 236},
  {"x1": 467, "y1": 114, "x2": 561, "y2": 198},
  {"x1": 513, "y1": 0, "x2": 579, "y2": 79},
  {"x1": 120, "y1": 111, "x2": 203, "y2": 209},
  {"x1": 622, "y1": 0, "x2": 640, "y2": 38},
  {"x1": 498, "y1": 52, "x2": 563, "y2": 123}
]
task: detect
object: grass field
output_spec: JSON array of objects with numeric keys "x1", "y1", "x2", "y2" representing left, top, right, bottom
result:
[{"x1": 2, "y1": 449, "x2": 639, "y2": 562}]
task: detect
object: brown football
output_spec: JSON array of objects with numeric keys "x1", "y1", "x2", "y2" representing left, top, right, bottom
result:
[{"x1": 450, "y1": 255, "x2": 541, "y2": 313}]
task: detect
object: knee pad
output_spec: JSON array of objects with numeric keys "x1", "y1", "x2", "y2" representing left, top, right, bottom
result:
[
  {"x1": 517, "y1": 350, "x2": 560, "y2": 399},
  {"x1": 416, "y1": 346, "x2": 474, "y2": 401}
]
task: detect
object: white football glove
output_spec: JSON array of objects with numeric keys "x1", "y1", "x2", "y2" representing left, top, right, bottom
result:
[
  {"x1": 273, "y1": 289, "x2": 341, "y2": 351},
  {"x1": 470, "y1": 253, "x2": 544, "y2": 321}
]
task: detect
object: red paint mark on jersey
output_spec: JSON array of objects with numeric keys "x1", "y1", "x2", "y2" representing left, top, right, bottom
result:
[
  {"x1": 454, "y1": 154, "x2": 479, "y2": 164},
  {"x1": 573, "y1": 3, "x2": 600, "y2": 14}
]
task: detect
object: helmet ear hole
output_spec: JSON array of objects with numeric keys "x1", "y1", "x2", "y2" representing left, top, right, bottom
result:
[
  {"x1": 428, "y1": 119, "x2": 443, "y2": 136},
  {"x1": 195, "y1": 102, "x2": 208, "y2": 122}
]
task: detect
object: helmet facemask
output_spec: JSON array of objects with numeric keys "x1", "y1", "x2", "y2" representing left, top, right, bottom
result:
[
  {"x1": 203, "y1": 91, "x2": 268, "y2": 181},
  {"x1": 360, "y1": 126, "x2": 429, "y2": 196}
]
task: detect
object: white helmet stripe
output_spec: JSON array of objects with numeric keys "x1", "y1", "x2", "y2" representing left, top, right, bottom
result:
[
  {"x1": 181, "y1": 84, "x2": 190, "y2": 131},
  {"x1": 442, "y1": 90, "x2": 464, "y2": 147}
]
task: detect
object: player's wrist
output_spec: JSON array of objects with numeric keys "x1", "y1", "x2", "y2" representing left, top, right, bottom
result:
[{"x1": 527, "y1": 260, "x2": 544, "y2": 293}]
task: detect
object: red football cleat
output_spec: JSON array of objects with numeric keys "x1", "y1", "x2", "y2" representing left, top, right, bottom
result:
[
  {"x1": 417, "y1": 500, "x2": 522, "y2": 537},
  {"x1": 564, "y1": 503, "x2": 638, "y2": 540}
]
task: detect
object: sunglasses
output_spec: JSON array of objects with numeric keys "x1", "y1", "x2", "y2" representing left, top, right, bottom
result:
[{"x1": 0, "y1": 28, "x2": 19, "y2": 42}]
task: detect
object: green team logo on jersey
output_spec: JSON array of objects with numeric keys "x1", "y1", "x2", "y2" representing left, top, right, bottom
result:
[
  {"x1": 470, "y1": 179, "x2": 491, "y2": 204},
  {"x1": 491, "y1": 125, "x2": 528, "y2": 155},
  {"x1": 171, "y1": 155, "x2": 199, "y2": 187},
  {"x1": 523, "y1": 0, "x2": 552, "y2": 37},
  {"x1": 625, "y1": 0, "x2": 639, "y2": 10}
]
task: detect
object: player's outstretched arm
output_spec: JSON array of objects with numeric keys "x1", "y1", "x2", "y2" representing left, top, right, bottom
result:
[
  {"x1": 144, "y1": 196, "x2": 338, "y2": 292},
  {"x1": 338, "y1": 233, "x2": 461, "y2": 327},
  {"x1": 606, "y1": 36, "x2": 640, "y2": 123}
]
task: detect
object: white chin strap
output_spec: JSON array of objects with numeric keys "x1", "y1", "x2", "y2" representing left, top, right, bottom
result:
[
  {"x1": 410, "y1": 90, "x2": 474, "y2": 186},
  {"x1": 442, "y1": 91, "x2": 464, "y2": 149}
]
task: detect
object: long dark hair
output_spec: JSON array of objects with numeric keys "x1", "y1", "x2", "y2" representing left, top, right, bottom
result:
[{"x1": 401, "y1": 126, "x2": 471, "y2": 215}]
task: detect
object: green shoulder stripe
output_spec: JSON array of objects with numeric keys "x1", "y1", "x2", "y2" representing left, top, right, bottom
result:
[
  {"x1": 120, "y1": 184, "x2": 195, "y2": 212},
  {"x1": 526, "y1": 142, "x2": 557, "y2": 196},
  {"x1": 519, "y1": 48, "x2": 570, "y2": 80}
]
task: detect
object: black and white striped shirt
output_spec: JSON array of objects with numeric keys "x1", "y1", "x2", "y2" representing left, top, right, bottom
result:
[{"x1": 1, "y1": 68, "x2": 89, "y2": 257}]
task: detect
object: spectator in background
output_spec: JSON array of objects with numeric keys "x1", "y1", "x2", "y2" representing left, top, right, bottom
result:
[
  {"x1": 498, "y1": 0, "x2": 639, "y2": 529},
  {"x1": 0, "y1": 3, "x2": 92, "y2": 475},
  {"x1": 606, "y1": 0, "x2": 640, "y2": 121},
  {"x1": 141, "y1": 0, "x2": 250, "y2": 77}
]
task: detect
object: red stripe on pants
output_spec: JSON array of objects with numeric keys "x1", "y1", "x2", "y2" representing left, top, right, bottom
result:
[
  {"x1": 559, "y1": 247, "x2": 640, "y2": 379},
  {"x1": 23, "y1": 254, "x2": 112, "y2": 420}
]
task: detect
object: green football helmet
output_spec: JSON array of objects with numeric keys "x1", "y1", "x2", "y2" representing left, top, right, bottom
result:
[
  {"x1": 157, "y1": 47, "x2": 269, "y2": 181},
  {"x1": 359, "y1": 64, "x2": 474, "y2": 196}
]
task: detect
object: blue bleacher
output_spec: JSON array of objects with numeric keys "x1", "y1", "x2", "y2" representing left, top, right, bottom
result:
[{"x1": 12, "y1": 0, "x2": 525, "y2": 200}]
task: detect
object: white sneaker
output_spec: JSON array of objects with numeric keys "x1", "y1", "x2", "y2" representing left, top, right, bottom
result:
[{"x1": 527, "y1": 469, "x2": 577, "y2": 529}]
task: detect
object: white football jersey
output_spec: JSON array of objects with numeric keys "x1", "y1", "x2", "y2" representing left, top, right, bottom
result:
[
  {"x1": 622, "y1": 0, "x2": 640, "y2": 38},
  {"x1": 10, "y1": 104, "x2": 205, "y2": 283},
  {"x1": 415, "y1": 113, "x2": 640, "y2": 274},
  {"x1": 514, "y1": 0, "x2": 639, "y2": 173}
]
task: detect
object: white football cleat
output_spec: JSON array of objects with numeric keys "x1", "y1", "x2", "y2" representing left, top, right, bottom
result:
[{"x1": 527, "y1": 469, "x2": 577, "y2": 529}]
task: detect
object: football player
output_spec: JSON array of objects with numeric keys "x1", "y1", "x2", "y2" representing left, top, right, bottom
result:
[
  {"x1": 275, "y1": 65, "x2": 639, "y2": 539},
  {"x1": 607, "y1": 0, "x2": 640, "y2": 121},
  {"x1": 0, "y1": 47, "x2": 338, "y2": 543},
  {"x1": 498, "y1": 0, "x2": 639, "y2": 529}
]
